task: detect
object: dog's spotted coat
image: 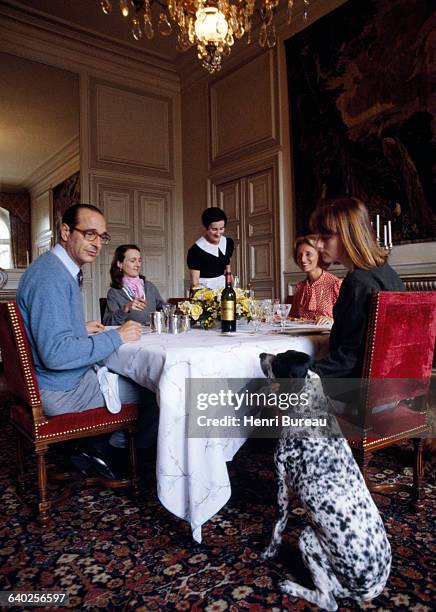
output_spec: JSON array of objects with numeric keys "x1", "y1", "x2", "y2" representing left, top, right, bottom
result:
[{"x1": 260, "y1": 351, "x2": 391, "y2": 611}]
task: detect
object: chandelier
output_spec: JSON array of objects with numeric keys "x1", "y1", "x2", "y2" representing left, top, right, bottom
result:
[{"x1": 98, "y1": 0, "x2": 310, "y2": 73}]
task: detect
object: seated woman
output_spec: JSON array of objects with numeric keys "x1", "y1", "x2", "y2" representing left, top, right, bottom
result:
[
  {"x1": 310, "y1": 197, "x2": 404, "y2": 380},
  {"x1": 103, "y1": 244, "x2": 166, "y2": 326},
  {"x1": 187, "y1": 207, "x2": 234, "y2": 290},
  {"x1": 290, "y1": 234, "x2": 342, "y2": 325}
]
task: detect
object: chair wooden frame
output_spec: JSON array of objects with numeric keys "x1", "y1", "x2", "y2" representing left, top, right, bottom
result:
[
  {"x1": 339, "y1": 291, "x2": 436, "y2": 504},
  {"x1": 167, "y1": 297, "x2": 187, "y2": 306},
  {"x1": 99, "y1": 297, "x2": 107, "y2": 323},
  {"x1": 0, "y1": 301, "x2": 139, "y2": 523}
]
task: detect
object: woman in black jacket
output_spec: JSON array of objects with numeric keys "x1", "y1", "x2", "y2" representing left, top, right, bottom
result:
[
  {"x1": 187, "y1": 208, "x2": 234, "y2": 291},
  {"x1": 310, "y1": 197, "x2": 404, "y2": 379}
]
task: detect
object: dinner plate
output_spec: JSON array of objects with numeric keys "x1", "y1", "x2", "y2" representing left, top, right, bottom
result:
[
  {"x1": 282, "y1": 321, "x2": 332, "y2": 330},
  {"x1": 269, "y1": 327, "x2": 330, "y2": 335},
  {"x1": 218, "y1": 330, "x2": 257, "y2": 336}
]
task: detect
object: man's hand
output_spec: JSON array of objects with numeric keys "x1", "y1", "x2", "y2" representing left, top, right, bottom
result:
[
  {"x1": 86, "y1": 320, "x2": 105, "y2": 334},
  {"x1": 117, "y1": 320, "x2": 142, "y2": 343}
]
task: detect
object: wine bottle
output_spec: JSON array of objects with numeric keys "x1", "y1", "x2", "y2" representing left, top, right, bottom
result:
[{"x1": 221, "y1": 271, "x2": 236, "y2": 332}]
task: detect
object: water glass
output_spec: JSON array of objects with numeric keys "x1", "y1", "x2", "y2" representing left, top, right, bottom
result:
[
  {"x1": 181, "y1": 314, "x2": 191, "y2": 332},
  {"x1": 150, "y1": 311, "x2": 164, "y2": 334},
  {"x1": 168, "y1": 314, "x2": 182, "y2": 334}
]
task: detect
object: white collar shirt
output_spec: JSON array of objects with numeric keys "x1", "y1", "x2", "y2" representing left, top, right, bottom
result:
[
  {"x1": 195, "y1": 235, "x2": 227, "y2": 257},
  {"x1": 51, "y1": 243, "x2": 81, "y2": 280}
]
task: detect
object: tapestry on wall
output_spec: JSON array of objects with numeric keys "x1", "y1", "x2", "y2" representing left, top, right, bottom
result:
[
  {"x1": 286, "y1": 0, "x2": 436, "y2": 243},
  {"x1": 52, "y1": 171, "x2": 80, "y2": 242}
]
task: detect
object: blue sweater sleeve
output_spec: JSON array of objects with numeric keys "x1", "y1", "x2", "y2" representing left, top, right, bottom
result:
[{"x1": 19, "y1": 268, "x2": 122, "y2": 371}]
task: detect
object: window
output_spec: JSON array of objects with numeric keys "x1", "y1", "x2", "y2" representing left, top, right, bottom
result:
[{"x1": 0, "y1": 208, "x2": 12, "y2": 269}]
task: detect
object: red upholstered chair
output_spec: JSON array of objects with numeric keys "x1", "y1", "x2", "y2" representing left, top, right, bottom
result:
[
  {"x1": 338, "y1": 291, "x2": 436, "y2": 504},
  {"x1": 0, "y1": 301, "x2": 139, "y2": 523}
]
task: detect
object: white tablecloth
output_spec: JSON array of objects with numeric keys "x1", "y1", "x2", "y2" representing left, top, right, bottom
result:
[{"x1": 104, "y1": 325, "x2": 329, "y2": 542}]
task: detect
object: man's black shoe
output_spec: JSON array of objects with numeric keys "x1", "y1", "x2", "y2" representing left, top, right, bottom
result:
[
  {"x1": 86, "y1": 451, "x2": 119, "y2": 480},
  {"x1": 70, "y1": 451, "x2": 95, "y2": 477},
  {"x1": 71, "y1": 450, "x2": 119, "y2": 480}
]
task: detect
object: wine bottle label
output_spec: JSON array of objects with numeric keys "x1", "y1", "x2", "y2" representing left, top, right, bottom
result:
[{"x1": 221, "y1": 301, "x2": 235, "y2": 321}]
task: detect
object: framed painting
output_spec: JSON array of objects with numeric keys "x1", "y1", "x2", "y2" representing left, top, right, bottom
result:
[
  {"x1": 285, "y1": 0, "x2": 436, "y2": 244},
  {"x1": 52, "y1": 171, "x2": 80, "y2": 242}
]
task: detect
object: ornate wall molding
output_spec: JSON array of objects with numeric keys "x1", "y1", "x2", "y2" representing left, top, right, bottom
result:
[
  {"x1": 209, "y1": 51, "x2": 279, "y2": 167},
  {"x1": 89, "y1": 79, "x2": 174, "y2": 179},
  {"x1": 35, "y1": 229, "x2": 53, "y2": 255}
]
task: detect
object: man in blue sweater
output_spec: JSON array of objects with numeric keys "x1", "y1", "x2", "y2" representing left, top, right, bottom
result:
[{"x1": 17, "y1": 203, "x2": 145, "y2": 476}]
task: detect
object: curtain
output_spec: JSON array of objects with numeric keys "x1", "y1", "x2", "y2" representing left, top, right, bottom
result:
[{"x1": 0, "y1": 193, "x2": 30, "y2": 267}]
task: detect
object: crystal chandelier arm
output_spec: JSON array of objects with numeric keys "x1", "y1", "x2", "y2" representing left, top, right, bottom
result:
[{"x1": 97, "y1": 0, "x2": 309, "y2": 73}]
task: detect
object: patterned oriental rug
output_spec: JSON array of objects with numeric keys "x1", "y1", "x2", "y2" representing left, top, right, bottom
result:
[{"x1": 0, "y1": 390, "x2": 434, "y2": 611}]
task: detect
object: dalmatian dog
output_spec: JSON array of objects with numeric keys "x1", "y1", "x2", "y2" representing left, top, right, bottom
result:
[{"x1": 259, "y1": 350, "x2": 391, "y2": 611}]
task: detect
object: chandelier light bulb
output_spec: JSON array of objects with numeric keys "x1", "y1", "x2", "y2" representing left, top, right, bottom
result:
[
  {"x1": 195, "y1": 7, "x2": 228, "y2": 45},
  {"x1": 119, "y1": 0, "x2": 129, "y2": 17}
]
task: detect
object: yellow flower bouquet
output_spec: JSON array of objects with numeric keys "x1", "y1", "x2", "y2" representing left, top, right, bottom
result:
[{"x1": 179, "y1": 287, "x2": 252, "y2": 329}]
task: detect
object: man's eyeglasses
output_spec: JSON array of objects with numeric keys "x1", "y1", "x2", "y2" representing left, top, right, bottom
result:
[{"x1": 71, "y1": 227, "x2": 111, "y2": 245}]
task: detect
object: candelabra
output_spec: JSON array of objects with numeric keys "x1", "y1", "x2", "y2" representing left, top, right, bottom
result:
[{"x1": 374, "y1": 214, "x2": 393, "y2": 252}]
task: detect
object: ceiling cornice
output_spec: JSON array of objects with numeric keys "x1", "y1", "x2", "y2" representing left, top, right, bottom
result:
[{"x1": 0, "y1": 0, "x2": 180, "y2": 89}]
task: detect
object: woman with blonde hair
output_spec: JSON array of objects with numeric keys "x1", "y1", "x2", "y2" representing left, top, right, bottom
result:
[
  {"x1": 309, "y1": 197, "x2": 404, "y2": 379},
  {"x1": 290, "y1": 234, "x2": 342, "y2": 325}
]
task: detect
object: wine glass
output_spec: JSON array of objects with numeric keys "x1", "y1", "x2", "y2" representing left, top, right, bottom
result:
[
  {"x1": 262, "y1": 299, "x2": 273, "y2": 325},
  {"x1": 276, "y1": 303, "x2": 291, "y2": 332},
  {"x1": 273, "y1": 298, "x2": 280, "y2": 317},
  {"x1": 248, "y1": 300, "x2": 263, "y2": 333}
]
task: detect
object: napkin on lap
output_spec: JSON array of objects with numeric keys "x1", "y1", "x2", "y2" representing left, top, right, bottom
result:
[{"x1": 95, "y1": 365, "x2": 121, "y2": 414}]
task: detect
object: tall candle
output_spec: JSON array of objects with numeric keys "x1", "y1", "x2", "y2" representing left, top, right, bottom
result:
[
  {"x1": 376, "y1": 214, "x2": 380, "y2": 241},
  {"x1": 26, "y1": 250, "x2": 30, "y2": 267},
  {"x1": 383, "y1": 225, "x2": 387, "y2": 248},
  {"x1": 388, "y1": 220, "x2": 392, "y2": 247}
]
